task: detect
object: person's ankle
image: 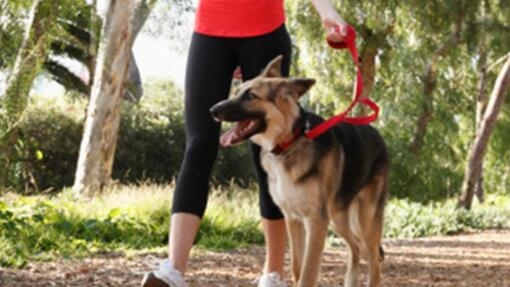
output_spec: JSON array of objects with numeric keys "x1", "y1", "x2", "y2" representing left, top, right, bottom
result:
[
  {"x1": 257, "y1": 271, "x2": 287, "y2": 287},
  {"x1": 263, "y1": 267, "x2": 285, "y2": 279},
  {"x1": 152, "y1": 259, "x2": 186, "y2": 287},
  {"x1": 169, "y1": 260, "x2": 186, "y2": 275}
]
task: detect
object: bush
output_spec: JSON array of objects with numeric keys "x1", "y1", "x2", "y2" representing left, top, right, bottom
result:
[
  {"x1": 20, "y1": 98, "x2": 84, "y2": 191},
  {"x1": 384, "y1": 194, "x2": 510, "y2": 238},
  {"x1": 387, "y1": 140, "x2": 464, "y2": 202},
  {"x1": 12, "y1": 79, "x2": 255, "y2": 192}
]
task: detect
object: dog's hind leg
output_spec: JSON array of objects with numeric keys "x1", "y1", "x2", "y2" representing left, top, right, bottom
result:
[
  {"x1": 286, "y1": 217, "x2": 305, "y2": 283},
  {"x1": 297, "y1": 217, "x2": 328, "y2": 287},
  {"x1": 357, "y1": 174, "x2": 388, "y2": 287}
]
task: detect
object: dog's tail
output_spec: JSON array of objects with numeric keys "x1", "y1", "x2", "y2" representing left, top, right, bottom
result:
[{"x1": 379, "y1": 245, "x2": 385, "y2": 262}]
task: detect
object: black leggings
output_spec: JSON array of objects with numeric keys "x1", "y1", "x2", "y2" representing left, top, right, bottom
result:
[{"x1": 171, "y1": 25, "x2": 292, "y2": 219}]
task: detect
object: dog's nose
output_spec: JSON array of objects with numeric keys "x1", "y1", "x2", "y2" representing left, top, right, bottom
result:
[{"x1": 210, "y1": 104, "x2": 222, "y2": 121}]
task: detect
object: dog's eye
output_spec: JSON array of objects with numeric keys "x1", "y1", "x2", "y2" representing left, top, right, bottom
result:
[{"x1": 243, "y1": 91, "x2": 259, "y2": 100}]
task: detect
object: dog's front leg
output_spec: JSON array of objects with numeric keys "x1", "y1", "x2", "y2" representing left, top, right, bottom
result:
[
  {"x1": 286, "y1": 217, "x2": 305, "y2": 283},
  {"x1": 297, "y1": 217, "x2": 328, "y2": 287}
]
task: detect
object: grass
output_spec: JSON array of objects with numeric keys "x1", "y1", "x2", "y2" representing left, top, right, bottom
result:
[{"x1": 1, "y1": 183, "x2": 509, "y2": 267}]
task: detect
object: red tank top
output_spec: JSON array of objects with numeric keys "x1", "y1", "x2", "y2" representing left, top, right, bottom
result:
[{"x1": 194, "y1": 0, "x2": 285, "y2": 38}]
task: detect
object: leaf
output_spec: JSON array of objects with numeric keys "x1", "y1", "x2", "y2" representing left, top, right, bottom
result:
[
  {"x1": 32, "y1": 214, "x2": 44, "y2": 222},
  {"x1": 107, "y1": 207, "x2": 122, "y2": 219},
  {"x1": 35, "y1": 150, "x2": 44, "y2": 160}
]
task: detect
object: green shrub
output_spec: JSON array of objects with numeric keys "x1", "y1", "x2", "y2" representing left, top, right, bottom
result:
[
  {"x1": 384, "y1": 194, "x2": 510, "y2": 238},
  {"x1": 19, "y1": 99, "x2": 84, "y2": 191},
  {"x1": 11, "y1": 79, "x2": 255, "y2": 192},
  {"x1": 387, "y1": 141, "x2": 464, "y2": 202}
]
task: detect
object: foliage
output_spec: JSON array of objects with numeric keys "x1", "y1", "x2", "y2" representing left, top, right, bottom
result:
[
  {"x1": 17, "y1": 96, "x2": 85, "y2": 191},
  {"x1": 141, "y1": 0, "x2": 194, "y2": 53},
  {"x1": 195, "y1": 186, "x2": 263, "y2": 250},
  {"x1": 0, "y1": 0, "x2": 31, "y2": 70},
  {"x1": 8, "y1": 79, "x2": 254, "y2": 192},
  {"x1": 0, "y1": 0, "x2": 60, "y2": 191},
  {"x1": 1, "y1": 184, "x2": 508, "y2": 267},
  {"x1": 0, "y1": 184, "x2": 172, "y2": 267},
  {"x1": 114, "y1": 79, "x2": 186, "y2": 183},
  {"x1": 43, "y1": 0, "x2": 100, "y2": 95},
  {"x1": 384, "y1": 194, "x2": 510, "y2": 238},
  {"x1": 0, "y1": 183, "x2": 263, "y2": 267},
  {"x1": 285, "y1": 0, "x2": 510, "y2": 201},
  {"x1": 1, "y1": 0, "x2": 509, "y2": 204}
]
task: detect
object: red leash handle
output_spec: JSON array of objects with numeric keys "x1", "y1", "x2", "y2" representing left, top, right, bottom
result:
[{"x1": 304, "y1": 25, "x2": 380, "y2": 140}]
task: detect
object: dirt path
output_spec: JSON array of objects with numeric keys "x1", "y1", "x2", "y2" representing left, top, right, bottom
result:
[{"x1": 1, "y1": 230, "x2": 509, "y2": 287}]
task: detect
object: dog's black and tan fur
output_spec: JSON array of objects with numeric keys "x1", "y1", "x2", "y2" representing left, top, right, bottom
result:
[{"x1": 210, "y1": 56, "x2": 390, "y2": 287}]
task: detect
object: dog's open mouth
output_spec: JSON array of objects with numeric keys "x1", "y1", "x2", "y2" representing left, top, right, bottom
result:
[{"x1": 220, "y1": 119, "x2": 261, "y2": 147}]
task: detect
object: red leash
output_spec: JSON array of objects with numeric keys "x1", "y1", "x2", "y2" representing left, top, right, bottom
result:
[
  {"x1": 304, "y1": 25, "x2": 380, "y2": 140},
  {"x1": 274, "y1": 25, "x2": 380, "y2": 153}
]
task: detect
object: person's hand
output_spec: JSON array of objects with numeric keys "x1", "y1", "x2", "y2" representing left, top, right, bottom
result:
[{"x1": 322, "y1": 12, "x2": 348, "y2": 43}]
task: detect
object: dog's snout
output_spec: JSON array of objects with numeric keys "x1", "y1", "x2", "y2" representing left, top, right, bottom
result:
[{"x1": 210, "y1": 103, "x2": 224, "y2": 121}]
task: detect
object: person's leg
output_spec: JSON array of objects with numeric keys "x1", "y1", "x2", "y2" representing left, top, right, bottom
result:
[
  {"x1": 165, "y1": 32, "x2": 236, "y2": 276},
  {"x1": 261, "y1": 217, "x2": 287, "y2": 275},
  {"x1": 143, "y1": 31, "x2": 237, "y2": 281},
  {"x1": 168, "y1": 213, "x2": 200, "y2": 273},
  {"x1": 237, "y1": 25, "x2": 292, "y2": 280},
  {"x1": 253, "y1": 143, "x2": 287, "y2": 278}
]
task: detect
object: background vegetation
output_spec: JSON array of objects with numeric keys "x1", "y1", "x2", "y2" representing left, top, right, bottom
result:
[
  {"x1": 1, "y1": 184, "x2": 508, "y2": 267},
  {"x1": 17, "y1": 80, "x2": 254, "y2": 192}
]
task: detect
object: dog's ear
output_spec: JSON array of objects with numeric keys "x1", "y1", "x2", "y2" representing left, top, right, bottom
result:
[
  {"x1": 287, "y1": 78, "x2": 316, "y2": 98},
  {"x1": 261, "y1": 55, "x2": 284, "y2": 78}
]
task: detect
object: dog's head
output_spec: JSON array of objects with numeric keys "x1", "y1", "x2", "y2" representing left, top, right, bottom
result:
[{"x1": 210, "y1": 55, "x2": 315, "y2": 151}]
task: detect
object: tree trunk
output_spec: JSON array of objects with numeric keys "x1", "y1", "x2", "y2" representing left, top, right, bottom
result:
[
  {"x1": 1, "y1": 0, "x2": 52, "y2": 124},
  {"x1": 408, "y1": 21, "x2": 462, "y2": 156},
  {"x1": 474, "y1": 51, "x2": 489, "y2": 203},
  {"x1": 87, "y1": 0, "x2": 99, "y2": 83},
  {"x1": 408, "y1": 61, "x2": 436, "y2": 156},
  {"x1": 359, "y1": 25, "x2": 393, "y2": 99},
  {"x1": 73, "y1": 0, "x2": 137, "y2": 193},
  {"x1": 124, "y1": 0, "x2": 158, "y2": 101},
  {"x1": 459, "y1": 55, "x2": 510, "y2": 210},
  {"x1": 73, "y1": 0, "x2": 156, "y2": 194}
]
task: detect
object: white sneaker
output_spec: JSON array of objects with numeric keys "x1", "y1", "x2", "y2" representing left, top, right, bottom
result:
[
  {"x1": 142, "y1": 259, "x2": 186, "y2": 287},
  {"x1": 257, "y1": 272, "x2": 287, "y2": 287}
]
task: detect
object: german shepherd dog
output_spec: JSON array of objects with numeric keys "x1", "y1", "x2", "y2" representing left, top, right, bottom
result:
[{"x1": 210, "y1": 56, "x2": 389, "y2": 287}]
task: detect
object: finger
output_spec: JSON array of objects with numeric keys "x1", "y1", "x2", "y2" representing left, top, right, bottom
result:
[
  {"x1": 327, "y1": 27, "x2": 345, "y2": 42},
  {"x1": 338, "y1": 24, "x2": 347, "y2": 36}
]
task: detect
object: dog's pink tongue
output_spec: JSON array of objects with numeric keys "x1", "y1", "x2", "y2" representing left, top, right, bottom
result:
[
  {"x1": 220, "y1": 120, "x2": 251, "y2": 147},
  {"x1": 220, "y1": 128, "x2": 237, "y2": 147}
]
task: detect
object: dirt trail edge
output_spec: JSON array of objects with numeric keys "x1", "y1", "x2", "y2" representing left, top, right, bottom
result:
[{"x1": 1, "y1": 230, "x2": 509, "y2": 287}]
